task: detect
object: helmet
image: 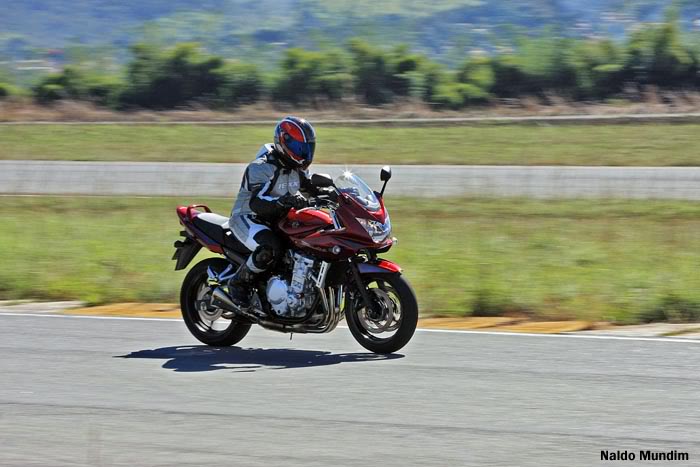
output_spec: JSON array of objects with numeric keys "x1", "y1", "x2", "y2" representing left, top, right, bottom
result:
[{"x1": 274, "y1": 116, "x2": 316, "y2": 169}]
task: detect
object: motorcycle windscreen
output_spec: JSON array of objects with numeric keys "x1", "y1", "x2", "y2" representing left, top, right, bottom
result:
[{"x1": 335, "y1": 171, "x2": 381, "y2": 212}]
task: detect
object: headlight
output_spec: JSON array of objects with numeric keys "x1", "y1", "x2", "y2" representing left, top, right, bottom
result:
[{"x1": 356, "y1": 215, "x2": 392, "y2": 243}]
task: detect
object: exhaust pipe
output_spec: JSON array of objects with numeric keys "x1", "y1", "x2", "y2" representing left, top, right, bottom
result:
[
  {"x1": 211, "y1": 287, "x2": 238, "y2": 312},
  {"x1": 210, "y1": 287, "x2": 260, "y2": 322}
]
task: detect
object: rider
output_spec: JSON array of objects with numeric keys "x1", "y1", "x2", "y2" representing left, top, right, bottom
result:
[{"x1": 227, "y1": 116, "x2": 326, "y2": 309}]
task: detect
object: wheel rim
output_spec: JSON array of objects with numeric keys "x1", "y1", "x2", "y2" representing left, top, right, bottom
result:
[
  {"x1": 189, "y1": 274, "x2": 233, "y2": 335},
  {"x1": 354, "y1": 279, "x2": 403, "y2": 341}
]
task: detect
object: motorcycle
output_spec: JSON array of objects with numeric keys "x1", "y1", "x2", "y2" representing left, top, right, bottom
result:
[{"x1": 172, "y1": 166, "x2": 418, "y2": 354}]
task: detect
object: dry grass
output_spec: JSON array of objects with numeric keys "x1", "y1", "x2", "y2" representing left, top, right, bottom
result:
[
  {"x1": 4, "y1": 91, "x2": 700, "y2": 122},
  {"x1": 4, "y1": 121, "x2": 700, "y2": 165}
]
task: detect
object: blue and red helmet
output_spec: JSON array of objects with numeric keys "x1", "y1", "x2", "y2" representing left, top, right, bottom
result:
[{"x1": 274, "y1": 116, "x2": 316, "y2": 169}]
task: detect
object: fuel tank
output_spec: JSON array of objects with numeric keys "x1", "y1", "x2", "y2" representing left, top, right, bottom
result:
[{"x1": 278, "y1": 208, "x2": 333, "y2": 238}]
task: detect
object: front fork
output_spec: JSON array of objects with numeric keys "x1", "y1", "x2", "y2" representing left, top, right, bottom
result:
[
  {"x1": 348, "y1": 261, "x2": 377, "y2": 313},
  {"x1": 348, "y1": 258, "x2": 403, "y2": 315}
]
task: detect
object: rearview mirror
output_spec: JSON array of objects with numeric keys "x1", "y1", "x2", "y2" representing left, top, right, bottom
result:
[
  {"x1": 379, "y1": 166, "x2": 392, "y2": 196},
  {"x1": 311, "y1": 173, "x2": 334, "y2": 187},
  {"x1": 380, "y1": 166, "x2": 392, "y2": 182}
]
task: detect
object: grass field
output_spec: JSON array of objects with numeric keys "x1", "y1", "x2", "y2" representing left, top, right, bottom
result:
[
  {"x1": 2, "y1": 196, "x2": 699, "y2": 323},
  {"x1": 2, "y1": 123, "x2": 700, "y2": 166}
]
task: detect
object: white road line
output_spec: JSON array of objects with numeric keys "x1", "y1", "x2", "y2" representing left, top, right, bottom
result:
[
  {"x1": 0, "y1": 312, "x2": 699, "y2": 344},
  {"x1": 0, "y1": 312, "x2": 178, "y2": 322},
  {"x1": 410, "y1": 327, "x2": 700, "y2": 343}
]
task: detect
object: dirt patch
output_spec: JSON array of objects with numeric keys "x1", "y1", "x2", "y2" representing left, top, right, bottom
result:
[
  {"x1": 4, "y1": 97, "x2": 700, "y2": 123},
  {"x1": 417, "y1": 316, "x2": 525, "y2": 330},
  {"x1": 492, "y1": 321, "x2": 594, "y2": 333},
  {"x1": 62, "y1": 302, "x2": 181, "y2": 319},
  {"x1": 62, "y1": 303, "x2": 595, "y2": 333}
]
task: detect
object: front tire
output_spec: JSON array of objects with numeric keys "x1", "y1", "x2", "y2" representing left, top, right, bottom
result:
[
  {"x1": 180, "y1": 258, "x2": 251, "y2": 347},
  {"x1": 345, "y1": 273, "x2": 418, "y2": 354}
]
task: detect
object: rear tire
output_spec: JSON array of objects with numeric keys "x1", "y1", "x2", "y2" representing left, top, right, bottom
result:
[
  {"x1": 180, "y1": 258, "x2": 251, "y2": 347},
  {"x1": 345, "y1": 273, "x2": 418, "y2": 354}
]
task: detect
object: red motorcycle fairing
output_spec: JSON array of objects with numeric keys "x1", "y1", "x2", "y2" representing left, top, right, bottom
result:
[
  {"x1": 358, "y1": 259, "x2": 402, "y2": 274},
  {"x1": 278, "y1": 194, "x2": 393, "y2": 261},
  {"x1": 280, "y1": 208, "x2": 333, "y2": 236}
]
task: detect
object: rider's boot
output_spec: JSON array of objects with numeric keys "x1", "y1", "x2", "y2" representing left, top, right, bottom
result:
[{"x1": 227, "y1": 262, "x2": 255, "y2": 309}]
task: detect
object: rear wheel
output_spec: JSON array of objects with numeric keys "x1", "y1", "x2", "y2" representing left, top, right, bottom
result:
[
  {"x1": 180, "y1": 258, "x2": 251, "y2": 347},
  {"x1": 345, "y1": 273, "x2": 418, "y2": 354}
]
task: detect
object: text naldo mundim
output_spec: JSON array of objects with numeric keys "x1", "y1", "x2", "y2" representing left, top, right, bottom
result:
[{"x1": 601, "y1": 450, "x2": 689, "y2": 462}]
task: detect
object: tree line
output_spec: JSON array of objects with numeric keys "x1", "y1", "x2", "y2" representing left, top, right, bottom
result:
[{"x1": 2, "y1": 17, "x2": 700, "y2": 110}]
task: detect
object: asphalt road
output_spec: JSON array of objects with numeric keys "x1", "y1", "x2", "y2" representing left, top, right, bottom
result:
[
  {"x1": 3, "y1": 161, "x2": 700, "y2": 199},
  {"x1": 1, "y1": 313, "x2": 699, "y2": 467}
]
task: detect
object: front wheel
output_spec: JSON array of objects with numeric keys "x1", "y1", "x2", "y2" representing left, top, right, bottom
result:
[
  {"x1": 180, "y1": 258, "x2": 251, "y2": 347},
  {"x1": 345, "y1": 273, "x2": 418, "y2": 354}
]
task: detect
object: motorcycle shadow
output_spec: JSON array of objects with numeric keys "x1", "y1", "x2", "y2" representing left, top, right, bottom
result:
[{"x1": 116, "y1": 345, "x2": 403, "y2": 373}]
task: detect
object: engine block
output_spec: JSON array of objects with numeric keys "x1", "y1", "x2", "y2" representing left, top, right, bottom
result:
[{"x1": 265, "y1": 253, "x2": 317, "y2": 317}]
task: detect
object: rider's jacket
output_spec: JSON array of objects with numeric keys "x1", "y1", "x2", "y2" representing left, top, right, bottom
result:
[{"x1": 231, "y1": 144, "x2": 316, "y2": 223}]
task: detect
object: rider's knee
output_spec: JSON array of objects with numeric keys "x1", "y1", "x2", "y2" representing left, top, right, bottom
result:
[
  {"x1": 250, "y1": 232, "x2": 282, "y2": 270},
  {"x1": 256, "y1": 231, "x2": 282, "y2": 256},
  {"x1": 251, "y1": 245, "x2": 276, "y2": 269}
]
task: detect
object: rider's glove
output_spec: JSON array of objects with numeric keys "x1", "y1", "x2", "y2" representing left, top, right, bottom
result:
[{"x1": 278, "y1": 193, "x2": 309, "y2": 210}]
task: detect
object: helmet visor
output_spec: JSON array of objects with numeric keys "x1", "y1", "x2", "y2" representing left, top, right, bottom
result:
[{"x1": 287, "y1": 140, "x2": 315, "y2": 165}]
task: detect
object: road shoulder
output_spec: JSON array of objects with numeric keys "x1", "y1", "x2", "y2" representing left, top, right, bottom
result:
[{"x1": 2, "y1": 301, "x2": 695, "y2": 339}]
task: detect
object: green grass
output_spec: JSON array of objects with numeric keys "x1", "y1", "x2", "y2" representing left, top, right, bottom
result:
[
  {"x1": 2, "y1": 196, "x2": 699, "y2": 323},
  {"x1": 2, "y1": 123, "x2": 700, "y2": 166}
]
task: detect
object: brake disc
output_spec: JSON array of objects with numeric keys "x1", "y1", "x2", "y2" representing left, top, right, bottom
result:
[
  {"x1": 358, "y1": 288, "x2": 398, "y2": 334},
  {"x1": 195, "y1": 286, "x2": 223, "y2": 322}
]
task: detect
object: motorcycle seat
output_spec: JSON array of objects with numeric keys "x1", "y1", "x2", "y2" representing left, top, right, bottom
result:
[{"x1": 192, "y1": 213, "x2": 250, "y2": 254}]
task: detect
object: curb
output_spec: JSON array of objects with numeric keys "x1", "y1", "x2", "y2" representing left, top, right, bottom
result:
[
  {"x1": 482, "y1": 320, "x2": 594, "y2": 334},
  {"x1": 62, "y1": 303, "x2": 590, "y2": 333},
  {"x1": 3, "y1": 301, "x2": 700, "y2": 339},
  {"x1": 417, "y1": 317, "x2": 526, "y2": 330},
  {"x1": 62, "y1": 302, "x2": 180, "y2": 319},
  {"x1": 59, "y1": 303, "x2": 597, "y2": 334},
  {"x1": 0, "y1": 301, "x2": 85, "y2": 313}
]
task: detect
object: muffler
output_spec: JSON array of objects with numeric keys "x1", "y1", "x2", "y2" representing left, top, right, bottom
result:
[
  {"x1": 211, "y1": 287, "x2": 237, "y2": 311},
  {"x1": 210, "y1": 287, "x2": 259, "y2": 321}
]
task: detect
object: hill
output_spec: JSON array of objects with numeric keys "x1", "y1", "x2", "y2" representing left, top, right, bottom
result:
[{"x1": 2, "y1": 0, "x2": 699, "y2": 67}]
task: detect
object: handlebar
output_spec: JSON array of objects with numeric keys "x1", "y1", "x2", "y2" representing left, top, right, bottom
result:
[{"x1": 308, "y1": 195, "x2": 338, "y2": 209}]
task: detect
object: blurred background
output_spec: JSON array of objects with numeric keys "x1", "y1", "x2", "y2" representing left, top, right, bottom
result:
[{"x1": 1, "y1": 0, "x2": 699, "y2": 326}]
